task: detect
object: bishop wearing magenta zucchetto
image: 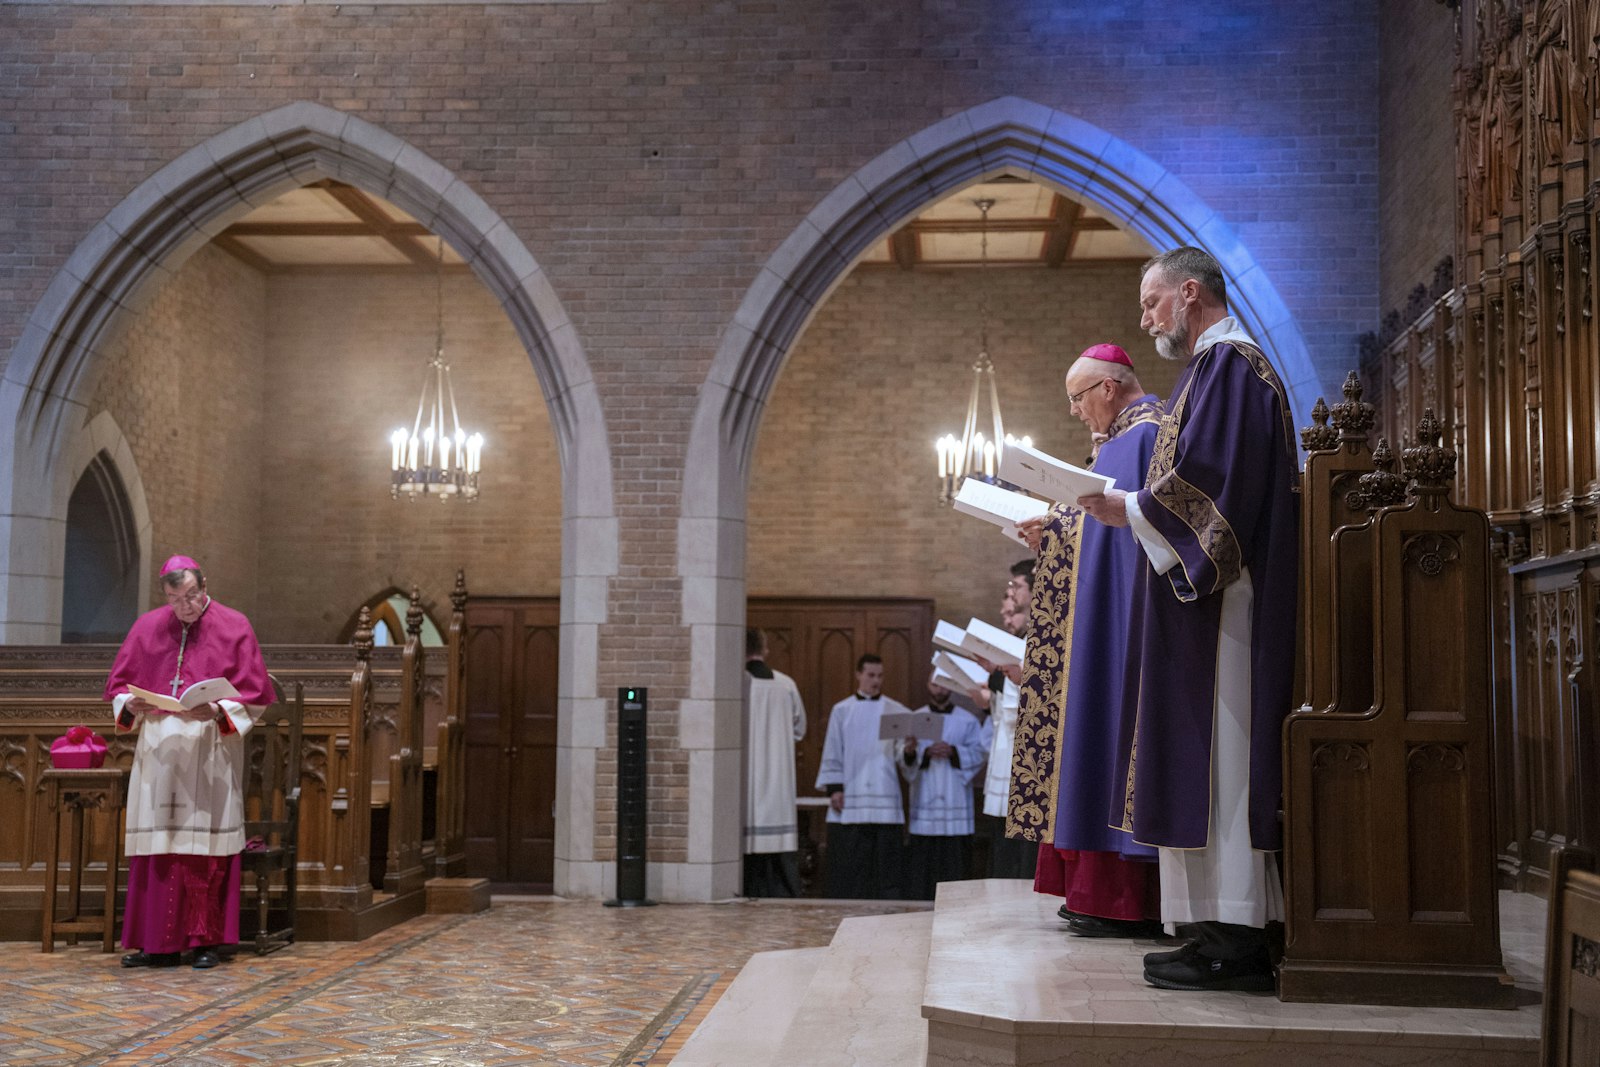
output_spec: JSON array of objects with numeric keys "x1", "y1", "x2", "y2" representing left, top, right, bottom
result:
[{"x1": 103, "y1": 554, "x2": 273, "y2": 971}]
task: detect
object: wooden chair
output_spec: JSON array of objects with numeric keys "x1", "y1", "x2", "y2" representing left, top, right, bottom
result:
[
  {"x1": 1542, "y1": 846, "x2": 1600, "y2": 1066},
  {"x1": 240, "y1": 675, "x2": 303, "y2": 954}
]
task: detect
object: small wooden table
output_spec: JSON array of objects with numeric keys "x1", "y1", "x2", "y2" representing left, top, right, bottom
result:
[{"x1": 41, "y1": 767, "x2": 128, "y2": 953}]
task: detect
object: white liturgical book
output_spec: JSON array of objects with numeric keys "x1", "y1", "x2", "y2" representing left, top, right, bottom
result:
[
  {"x1": 127, "y1": 678, "x2": 241, "y2": 713},
  {"x1": 998, "y1": 441, "x2": 1114, "y2": 504},
  {"x1": 878, "y1": 710, "x2": 944, "y2": 742},
  {"x1": 929, "y1": 670, "x2": 981, "y2": 711},
  {"x1": 932, "y1": 620, "x2": 969, "y2": 657},
  {"x1": 960, "y1": 617, "x2": 1026, "y2": 669},
  {"x1": 932, "y1": 650, "x2": 991, "y2": 688},
  {"x1": 952, "y1": 478, "x2": 1049, "y2": 546}
]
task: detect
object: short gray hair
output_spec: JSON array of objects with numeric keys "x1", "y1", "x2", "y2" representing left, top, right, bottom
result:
[{"x1": 1142, "y1": 246, "x2": 1226, "y2": 306}]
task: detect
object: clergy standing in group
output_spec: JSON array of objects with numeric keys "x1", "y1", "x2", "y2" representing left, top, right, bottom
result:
[
  {"x1": 742, "y1": 628, "x2": 807, "y2": 897},
  {"x1": 815, "y1": 653, "x2": 913, "y2": 899},
  {"x1": 1012, "y1": 343, "x2": 1163, "y2": 937},
  {"x1": 903, "y1": 677, "x2": 987, "y2": 900},
  {"x1": 1079, "y1": 247, "x2": 1300, "y2": 992},
  {"x1": 969, "y1": 562, "x2": 1035, "y2": 879},
  {"x1": 105, "y1": 555, "x2": 274, "y2": 970}
]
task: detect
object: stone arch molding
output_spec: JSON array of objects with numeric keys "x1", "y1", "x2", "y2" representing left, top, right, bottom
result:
[
  {"x1": 673, "y1": 96, "x2": 1319, "y2": 901},
  {"x1": 0, "y1": 99, "x2": 614, "y2": 626}
]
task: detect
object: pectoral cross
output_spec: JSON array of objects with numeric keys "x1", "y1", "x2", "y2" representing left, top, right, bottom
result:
[{"x1": 169, "y1": 672, "x2": 184, "y2": 698}]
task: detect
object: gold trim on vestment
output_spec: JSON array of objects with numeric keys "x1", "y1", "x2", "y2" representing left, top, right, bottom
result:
[
  {"x1": 1005, "y1": 397, "x2": 1161, "y2": 843},
  {"x1": 1006, "y1": 507, "x2": 1082, "y2": 841}
]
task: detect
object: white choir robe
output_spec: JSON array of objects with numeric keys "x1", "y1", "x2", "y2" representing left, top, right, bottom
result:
[
  {"x1": 815, "y1": 694, "x2": 911, "y2": 824},
  {"x1": 904, "y1": 706, "x2": 985, "y2": 836},
  {"x1": 744, "y1": 668, "x2": 807, "y2": 853},
  {"x1": 112, "y1": 693, "x2": 260, "y2": 857},
  {"x1": 981, "y1": 678, "x2": 1020, "y2": 818}
]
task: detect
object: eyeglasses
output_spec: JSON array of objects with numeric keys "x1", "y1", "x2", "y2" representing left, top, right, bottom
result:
[
  {"x1": 164, "y1": 589, "x2": 206, "y2": 606},
  {"x1": 1067, "y1": 377, "x2": 1111, "y2": 405}
]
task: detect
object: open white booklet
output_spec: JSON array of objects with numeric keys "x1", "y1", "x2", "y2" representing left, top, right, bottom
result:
[
  {"x1": 878, "y1": 710, "x2": 945, "y2": 742},
  {"x1": 998, "y1": 440, "x2": 1113, "y2": 503},
  {"x1": 952, "y1": 478, "x2": 1049, "y2": 546},
  {"x1": 126, "y1": 677, "x2": 241, "y2": 713},
  {"x1": 959, "y1": 617, "x2": 1026, "y2": 669}
]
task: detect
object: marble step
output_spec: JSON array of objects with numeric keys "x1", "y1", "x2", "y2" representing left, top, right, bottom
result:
[
  {"x1": 921, "y1": 879, "x2": 1544, "y2": 1067},
  {"x1": 765, "y1": 909, "x2": 934, "y2": 1067},
  {"x1": 668, "y1": 946, "x2": 827, "y2": 1066}
]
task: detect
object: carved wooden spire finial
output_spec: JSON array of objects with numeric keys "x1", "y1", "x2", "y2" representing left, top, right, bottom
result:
[
  {"x1": 1300, "y1": 397, "x2": 1339, "y2": 452},
  {"x1": 1402, "y1": 409, "x2": 1457, "y2": 498},
  {"x1": 1358, "y1": 437, "x2": 1408, "y2": 511},
  {"x1": 451, "y1": 569, "x2": 468, "y2": 614},
  {"x1": 406, "y1": 585, "x2": 424, "y2": 637},
  {"x1": 353, "y1": 606, "x2": 375, "y2": 661},
  {"x1": 1330, "y1": 371, "x2": 1375, "y2": 442}
]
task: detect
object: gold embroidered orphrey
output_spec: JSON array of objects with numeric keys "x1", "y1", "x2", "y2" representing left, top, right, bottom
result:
[
  {"x1": 1006, "y1": 397, "x2": 1162, "y2": 842},
  {"x1": 1118, "y1": 339, "x2": 1297, "y2": 834}
]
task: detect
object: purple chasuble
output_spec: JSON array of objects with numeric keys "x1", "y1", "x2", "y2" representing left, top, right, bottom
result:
[
  {"x1": 104, "y1": 599, "x2": 273, "y2": 707},
  {"x1": 1113, "y1": 340, "x2": 1300, "y2": 850},
  {"x1": 1008, "y1": 396, "x2": 1160, "y2": 861}
]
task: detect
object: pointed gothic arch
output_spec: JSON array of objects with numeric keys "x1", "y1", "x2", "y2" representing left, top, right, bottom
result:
[
  {"x1": 676, "y1": 97, "x2": 1322, "y2": 899},
  {"x1": 0, "y1": 102, "x2": 615, "y2": 899}
]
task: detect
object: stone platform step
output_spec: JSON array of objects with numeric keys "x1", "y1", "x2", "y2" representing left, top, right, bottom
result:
[
  {"x1": 921, "y1": 879, "x2": 1545, "y2": 1067},
  {"x1": 673, "y1": 908, "x2": 932, "y2": 1066},
  {"x1": 763, "y1": 909, "x2": 933, "y2": 1067},
  {"x1": 668, "y1": 946, "x2": 827, "y2": 1066}
]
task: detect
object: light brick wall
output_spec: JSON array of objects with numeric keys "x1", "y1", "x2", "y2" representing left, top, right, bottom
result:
[
  {"x1": 2, "y1": 0, "x2": 1382, "y2": 869},
  {"x1": 749, "y1": 263, "x2": 1183, "y2": 628},
  {"x1": 257, "y1": 271, "x2": 561, "y2": 642},
  {"x1": 1378, "y1": 0, "x2": 1456, "y2": 316},
  {"x1": 88, "y1": 244, "x2": 266, "y2": 619}
]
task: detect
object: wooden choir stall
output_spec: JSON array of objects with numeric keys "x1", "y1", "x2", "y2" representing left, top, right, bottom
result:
[
  {"x1": 0, "y1": 572, "x2": 484, "y2": 946},
  {"x1": 1283, "y1": 383, "x2": 1513, "y2": 1008}
]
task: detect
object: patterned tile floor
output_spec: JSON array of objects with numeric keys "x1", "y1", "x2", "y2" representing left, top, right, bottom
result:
[{"x1": 0, "y1": 899, "x2": 921, "y2": 1066}]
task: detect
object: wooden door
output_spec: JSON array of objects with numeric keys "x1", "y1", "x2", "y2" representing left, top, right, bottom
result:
[
  {"x1": 748, "y1": 597, "x2": 934, "y2": 799},
  {"x1": 463, "y1": 597, "x2": 559, "y2": 888}
]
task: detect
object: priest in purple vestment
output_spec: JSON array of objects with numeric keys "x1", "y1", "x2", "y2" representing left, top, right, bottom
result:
[
  {"x1": 1079, "y1": 247, "x2": 1299, "y2": 993},
  {"x1": 1010, "y1": 343, "x2": 1162, "y2": 938},
  {"x1": 105, "y1": 555, "x2": 274, "y2": 970}
]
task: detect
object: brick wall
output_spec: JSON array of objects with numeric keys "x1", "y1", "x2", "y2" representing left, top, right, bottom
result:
[
  {"x1": 88, "y1": 244, "x2": 266, "y2": 619},
  {"x1": 2, "y1": 0, "x2": 1382, "y2": 870},
  {"x1": 749, "y1": 263, "x2": 1183, "y2": 629},
  {"x1": 257, "y1": 271, "x2": 561, "y2": 643},
  {"x1": 1378, "y1": 0, "x2": 1456, "y2": 317}
]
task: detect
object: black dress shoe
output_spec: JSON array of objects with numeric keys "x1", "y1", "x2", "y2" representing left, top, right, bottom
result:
[
  {"x1": 1056, "y1": 903, "x2": 1082, "y2": 921},
  {"x1": 121, "y1": 951, "x2": 181, "y2": 968},
  {"x1": 1066, "y1": 913, "x2": 1166, "y2": 939},
  {"x1": 1144, "y1": 940, "x2": 1200, "y2": 967},
  {"x1": 191, "y1": 947, "x2": 221, "y2": 970},
  {"x1": 1143, "y1": 949, "x2": 1274, "y2": 992}
]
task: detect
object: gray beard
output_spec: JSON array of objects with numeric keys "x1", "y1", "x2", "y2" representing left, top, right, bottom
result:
[
  {"x1": 1155, "y1": 330, "x2": 1189, "y2": 361},
  {"x1": 1153, "y1": 303, "x2": 1191, "y2": 361}
]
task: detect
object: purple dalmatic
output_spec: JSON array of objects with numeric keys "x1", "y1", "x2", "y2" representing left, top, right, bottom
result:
[
  {"x1": 1008, "y1": 395, "x2": 1160, "y2": 860},
  {"x1": 1113, "y1": 336, "x2": 1300, "y2": 851}
]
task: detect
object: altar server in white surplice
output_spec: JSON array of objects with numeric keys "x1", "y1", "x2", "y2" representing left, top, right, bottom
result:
[
  {"x1": 743, "y1": 628, "x2": 807, "y2": 897},
  {"x1": 903, "y1": 677, "x2": 986, "y2": 900},
  {"x1": 815, "y1": 653, "x2": 913, "y2": 899}
]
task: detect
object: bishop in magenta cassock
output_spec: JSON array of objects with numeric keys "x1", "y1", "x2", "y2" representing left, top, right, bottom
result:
[
  {"x1": 105, "y1": 555, "x2": 273, "y2": 969},
  {"x1": 1009, "y1": 343, "x2": 1163, "y2": 936},
  {"x1": 1079, "y1": 247, "x2": 1300, "y2": 992}
]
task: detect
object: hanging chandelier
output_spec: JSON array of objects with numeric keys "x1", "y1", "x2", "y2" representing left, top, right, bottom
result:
[
  {"x1": 935, "y1": 197, "x2": 1030, "y2": 505},
  {"x1": 389, "y1": 236, "x2": 484, "y2": 502}
]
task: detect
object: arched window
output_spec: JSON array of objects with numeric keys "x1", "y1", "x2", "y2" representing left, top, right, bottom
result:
[
  {"x1": 61, "y1": 453, "x2": 140, "y2": 643},
  {"x1": 341, "y1": 589, "x2": 445, "y2": 647}
]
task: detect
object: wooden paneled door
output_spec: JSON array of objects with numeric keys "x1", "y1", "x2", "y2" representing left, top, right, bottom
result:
[
  {"x1": 746, "y1": 596, "x2": 935, "y2": 894},
  {"x1": 463, "y1": 597, "x2": 559, "y2": 889},
  {"x1": 748, "y1": 597, "x2": 934, "y2": 793}
]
